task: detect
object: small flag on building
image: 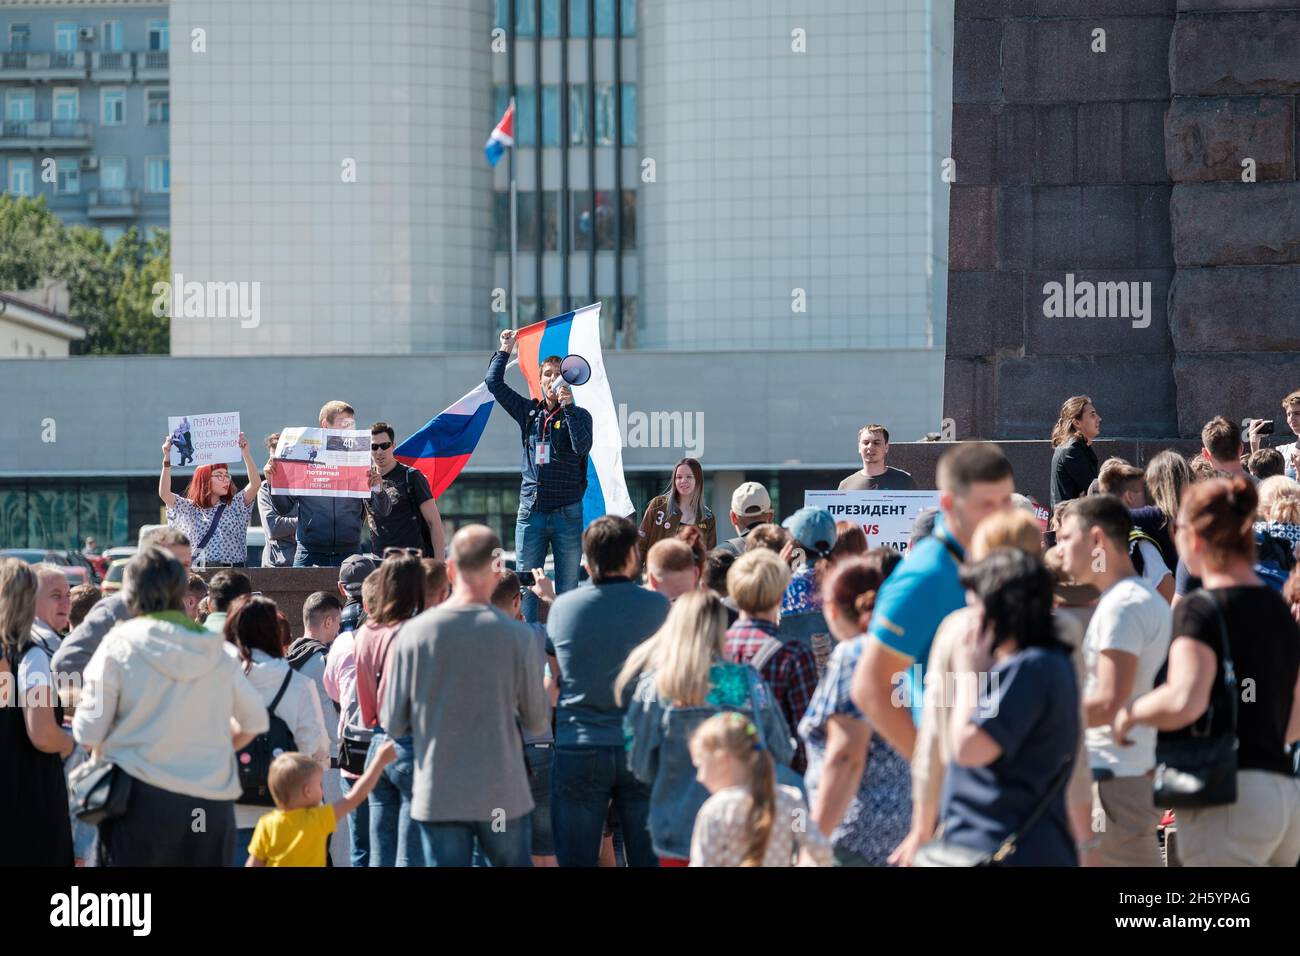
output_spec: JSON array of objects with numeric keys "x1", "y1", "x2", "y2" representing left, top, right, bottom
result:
[{"x1": 484, "y1": 100, "x2": 515, "y2": 167}]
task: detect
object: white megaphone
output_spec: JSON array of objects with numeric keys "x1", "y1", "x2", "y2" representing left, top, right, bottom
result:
[{"x1": 559, "y1": 354, "x2": 591, "y2": 387}]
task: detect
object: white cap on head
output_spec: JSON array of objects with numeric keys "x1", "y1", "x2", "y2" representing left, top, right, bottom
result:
[{"x1": 731, "y1": 481, "x2": 772, "y2": 516}]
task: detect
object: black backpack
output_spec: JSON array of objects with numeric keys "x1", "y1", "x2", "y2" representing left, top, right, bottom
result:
[
  {"x1": 368, "y1": 464, "x2": 435, "y2": 556},
  {"x1": 236, "y1": 669, "x2": 298, "y2": 806}
]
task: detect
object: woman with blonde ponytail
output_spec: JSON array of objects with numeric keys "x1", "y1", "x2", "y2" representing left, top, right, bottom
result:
[
  {"x1": 621, "y1": 590, "x2": 796, "y2": 864},
  {"x1": 688, "y1": 712, "x2": 830, "y2": 866}
]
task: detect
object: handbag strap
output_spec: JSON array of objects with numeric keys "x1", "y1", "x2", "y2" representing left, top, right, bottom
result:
[
  {"x1": 196, "y1": 501, "x2": 228, "y2": 553},
  {"x1": 268, "y1": 666, "x2": 294, "y2": 716},
  {"x1": 991, "y1": 753, "x2": 1074, "y2": 863}
]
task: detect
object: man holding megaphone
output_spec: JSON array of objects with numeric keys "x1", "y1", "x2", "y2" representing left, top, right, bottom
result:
[{"x1": 487, "y1": 328, "x2": 595, "y2": 623}]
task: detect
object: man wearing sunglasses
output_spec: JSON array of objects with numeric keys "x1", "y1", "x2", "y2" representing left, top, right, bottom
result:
[{"x1": 368, "y1": 422, "x2": 446, "y2": 559}]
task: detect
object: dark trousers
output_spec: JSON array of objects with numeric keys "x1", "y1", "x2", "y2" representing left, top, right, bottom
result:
[
  {"x1": 97, "y1": 775, "x2": 235, "y2": 867},
  {"x1": 551, "y1": 745, "x2": 657, "y2": 867}
]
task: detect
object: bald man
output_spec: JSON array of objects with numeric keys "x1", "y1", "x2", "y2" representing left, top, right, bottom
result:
[{"x1": 380, "y1": 525, "x2": 549, "y2": 867}]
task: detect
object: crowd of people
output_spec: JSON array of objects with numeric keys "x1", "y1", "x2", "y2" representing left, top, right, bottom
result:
[{"x1": 5, "y1": 353, "x2": 1300, "y2": 868}]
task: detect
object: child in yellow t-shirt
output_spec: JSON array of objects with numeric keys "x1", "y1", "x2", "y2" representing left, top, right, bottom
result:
[{"x1": 246, "y1": 740, "x2": 396, "y2": 867}]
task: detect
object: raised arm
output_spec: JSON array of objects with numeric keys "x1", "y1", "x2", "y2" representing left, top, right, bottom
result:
[
  {"x1": 485, "y1": 330, "x2": 534, "y2": 428},
  {"x1": 238, "y1": 432, "x2": 262, "y2": 506},
  {"x1": 159, "y1": 436, "x2": 178, "y2": 508}
]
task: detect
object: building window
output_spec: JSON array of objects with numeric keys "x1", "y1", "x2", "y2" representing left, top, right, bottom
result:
[
  {"x1": 5, "y1": 89, "x2": 35, "y2": 122},
  {"x1": 53, "y1": 88, "x2": 79, "y2": 121},
  {"x1": 621, "y1": 0, "x2": 636, "y2": 37},
  {"x1": 102, "y1": 21, "x2": 123, "y2": 51},
  {"x1": 148, "y1": 19, "x2": 169, "y2": 52},
  {"x1": 493, "y1": 0, "x2": 508, "y2": 31},
  {"x1": 55, "y1": 159, "x2": 79, "y2": 196},
  {"x1": 595, "y1": 0, "x2": 616, "y2": 36},
  {"x1": 569, "y1": 0, "x2": 588, "y2": 36},
  {"x1": 146, "y1": 157, "x2": 169, "y2": 193},
  {"x1": 571, "y1": 191, "x2": 617, "y2": 251},
  {"x1": 568, "y1": 84, "x2": 589, "y2": 145},
  {"x1": 147, "y1": 89, "x2": 169, "y2": 125},
  {"x1": 542, "y1": 0, "x2": 562, "y2": 37},
  {"x1": 541, "y1": 85, "x2": 561, "y2": 147},
  {"x1": 9, "y1": 24, "x2": 30, "y2": 52},
  {"x1": 493, "y1": 191, "x2": 509, "y2": 252},
  {"x1": 542, "y1": 297, "x2": 563, "y2": 320},
  {"x1": 100, "y1": 88, "x2": 125, "y2": 126},
  {"x1": 516, "y1": 87, "x2": 537, "y2": 147},
  {"x1": 594, "y1": 84, "x2": 616, "y2": 145},
  {"x1": 100, "y1": 156, "x2": 127, "y2": 189},
  {"x1": 8, "y1": 160, "x2": 33, "y2": 197},
  {"x1": 621, "y1": 83, "x2": 636, "y2": 145},
  {"x1": 516, "y1": 0, "x2": 536, "y2": 37},
  {"x1": 55, "y1": 22, "x2": 79, "y2": 52},
  {"x1": 518, "y1": 297, "x2": 539, "y2": 326},
  {"x1": 542, "y1": 191, "x2": 559, "y2": 251},
  {"x1": 622, "y1": 189, "x2": 636, "y2": 249},
  {"x1": 102, "y1": 225, "x2": 125, "y2": 245},
  {"x1": 517, "y1": 191, "x2": 539, "y2": 251}
]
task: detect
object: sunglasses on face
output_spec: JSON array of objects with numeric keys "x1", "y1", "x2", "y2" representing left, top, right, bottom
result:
[
  {"x1": 372, "y1": 441, "x2": 393, "y2": 451},
  {"x1": 383, "y1": 547, "x2": 421, "y2": 558}
]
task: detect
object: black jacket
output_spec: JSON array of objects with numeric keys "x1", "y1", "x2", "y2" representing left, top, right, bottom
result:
[{"x1": 1050, "y1": 438, "x2": 1098, "y2": 512}]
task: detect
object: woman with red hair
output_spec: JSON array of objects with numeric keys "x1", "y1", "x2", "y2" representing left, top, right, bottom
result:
[{"x1": 159, "y1": 432, "x2": 260, "y2": 567}]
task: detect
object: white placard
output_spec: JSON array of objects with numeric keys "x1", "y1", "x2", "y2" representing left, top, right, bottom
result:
[
  {"x1": 167, "y1": 412, "x2": 241, "y2": 467},
  {"x1": 803, "y1": 489, "x2": 942, "y2": 556}
]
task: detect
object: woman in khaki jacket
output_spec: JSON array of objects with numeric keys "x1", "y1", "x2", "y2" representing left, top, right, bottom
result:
[{"x1": 637, "y1": 458, "x2": 716, "y2": 567}]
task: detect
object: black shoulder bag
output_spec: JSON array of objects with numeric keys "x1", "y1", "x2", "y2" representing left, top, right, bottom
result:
[
  {"x1": 913, "y1": 755, "x2": 1074, "y2": 867},
  {"x1": 1152, "y1": 590, "x2": 1238, "y2": 808}
]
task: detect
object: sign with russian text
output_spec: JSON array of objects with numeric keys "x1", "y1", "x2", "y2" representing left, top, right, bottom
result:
[
  {"x1": 273, "y1": 427, "x2": 373, "y2": 498},
  {"x1": 803, "y1": 489, "x2": 941, "y2": 556},
  {"x1": 167, "y1": 412, "x2": 241, "y2": 468}
]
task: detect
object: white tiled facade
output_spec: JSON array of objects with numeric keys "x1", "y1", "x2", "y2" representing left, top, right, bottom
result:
[
  {"x1": 637, "y1": 0, "x2": 948, "y2": 353},
  {"x1": 168, "y1": 0, "x2": 493, "y2": 356}
]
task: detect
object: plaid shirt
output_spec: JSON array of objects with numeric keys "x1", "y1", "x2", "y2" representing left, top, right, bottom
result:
[
  {"x1": 723, "y1": 618, "x2": 818, "y2": 773},
  {"x1": 486, "y1": 350, "x2": 594, "y2": 512}
]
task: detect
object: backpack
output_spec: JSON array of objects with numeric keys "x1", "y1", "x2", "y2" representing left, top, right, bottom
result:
[
  {"x1": 235, "y1": 669, "x2": 299, "y2": 806},
  {"x1": 1128, "y1": 528, "x2": 1162, "y2": 578},
  {"x1": 286, "y1": 637, "x2": 341, "y2": 715}
]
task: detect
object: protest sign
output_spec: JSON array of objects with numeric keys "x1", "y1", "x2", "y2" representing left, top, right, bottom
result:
[
  {"x1": 273, "y1": 427, "x2": 373, "y2": 498},
  {"x1": 167, "y1": 412, "x2": 241, "y2": 467},
  {"x1": 804, "y1": 489, "x2": 942, "y2": 556}
]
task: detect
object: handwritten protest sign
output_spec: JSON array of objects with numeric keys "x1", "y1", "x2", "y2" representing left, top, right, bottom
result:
[
  {"x1": 273, "y1": 427, "x2": 373, "y2": 498},
  {"x1": 167, "y1": 412, "x2": 241, "y2": 467},
  {"x1": 803, "y1": 489, "x2": 942, "y2": 556}
]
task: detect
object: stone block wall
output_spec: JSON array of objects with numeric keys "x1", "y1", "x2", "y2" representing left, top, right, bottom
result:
[{"x1": 946, "y1": 1, "x2": 1300, "y2": 441}]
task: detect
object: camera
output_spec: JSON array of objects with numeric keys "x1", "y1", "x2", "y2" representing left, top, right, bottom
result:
[{"x1": 1242, "y1": 418, "x2": 1275, "y2": 438}]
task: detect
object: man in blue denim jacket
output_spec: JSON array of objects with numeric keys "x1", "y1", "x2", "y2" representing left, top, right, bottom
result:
[{"x1": 487, "y1": 328, "x2": 594, "y2": 623}]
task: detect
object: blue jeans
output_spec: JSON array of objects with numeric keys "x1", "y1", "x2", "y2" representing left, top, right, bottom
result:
[
  {"x1": 233, "y1": 826, "x2": 256, "y2": 867},
  {"x1": 366, "y1": 733, "x2": 425, "y2": 867},
  {"x1": 293, "y1": 547, "x2": 348, "y2": 568},
  {"x1": 341, "y1": 774, "x2": 369, "y2": 868},
  {"x1": 516, "y1": 500, "x2": 583, "y2": 623},
  {"x1": 418, "y1": 818, "x2": 532, "y2": 867},
  {"x1": 551, "y1": 745, "x2": 658, "y2": 867},
  {"x1": 526, "y1": 743, "x2": 556, "y2": 857}
]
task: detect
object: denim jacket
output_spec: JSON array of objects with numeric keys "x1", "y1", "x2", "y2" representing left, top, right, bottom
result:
[{"x1": 624, "y1": 660, "x2": 796, "y2": 860}]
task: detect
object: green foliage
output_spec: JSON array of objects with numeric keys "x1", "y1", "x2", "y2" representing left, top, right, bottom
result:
[{"x1": 0, "y1": 193, "x2": 170, "y2": 354}]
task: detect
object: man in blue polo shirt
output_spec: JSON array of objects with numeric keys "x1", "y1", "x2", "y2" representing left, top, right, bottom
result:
[{"x1": 850, "y1": 442, "x2": 1015, "y2": 762}]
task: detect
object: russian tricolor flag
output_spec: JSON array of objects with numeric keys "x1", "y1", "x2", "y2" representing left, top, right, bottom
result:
[
  {"x1": 394, "y1": 382, "x2": 495, "y2": 499},
  {"x1": 513, "y1": 302, "x2": 634, "y2": 527},
  {"x1": 484, "y1": 100, "x2": 514, "y2": 167}
]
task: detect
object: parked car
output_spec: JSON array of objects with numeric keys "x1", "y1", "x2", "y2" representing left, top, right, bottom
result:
[
  {"x1": 54, "y1": 550, "x2": 100, "y2": 586},
  {"x1": 101, "y1": 546, "x2": 137, "y2": 564},
  {"x1": 101, "y1": 558, "x2": 131, "y2": 595},
  {"x1": 0, "y1": 549, "x2": 83, "y2": 587}
]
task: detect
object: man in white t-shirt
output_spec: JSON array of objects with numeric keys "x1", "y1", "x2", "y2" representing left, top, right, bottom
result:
[{"x1": 1057, "y1": 495, "x2": 1172, "y2": 867}]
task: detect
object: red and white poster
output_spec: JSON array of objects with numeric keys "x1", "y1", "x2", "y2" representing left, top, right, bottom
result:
[{"x1": 273, "y1": 427, "x2": 373, "y2": 498}]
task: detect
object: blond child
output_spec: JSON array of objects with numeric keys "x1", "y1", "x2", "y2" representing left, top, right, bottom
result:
[
  {"x1": 245, "y1": 739, "x2": 396, "y2": 867},
  {"x1": 688, "y1": 712, "x2": 831, "y2": 867}
]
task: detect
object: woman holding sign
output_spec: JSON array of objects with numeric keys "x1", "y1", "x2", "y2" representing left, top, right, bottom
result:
[{"x1": 160, "y1": 432, "x2": 261, "y2": 567}]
